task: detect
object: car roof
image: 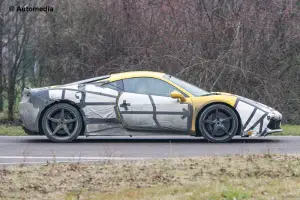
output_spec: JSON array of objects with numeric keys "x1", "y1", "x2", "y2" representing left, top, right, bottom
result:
[
  {"x1": 65, "y1": 75, "x2": 110, "y2": 85},
  {"x1": 109, "y1": 71, "x2": 165, "y2": 81}
]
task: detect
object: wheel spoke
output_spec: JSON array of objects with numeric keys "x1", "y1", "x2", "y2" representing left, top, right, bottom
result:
[
  {"x1": 47, "y1": 116, "x2": 60, "y2": 123},
  {"x1": 52, "y1": 124, "x2": 62, "y2": 135},
  {"x1": 220, "y1": 125, "x2": 229, "y2": 134},
  {"x1": 62, "y1": 125, "x2": 71, "y2": 135},
  {"x1": 212, "y1": 125, "x2": 219, "y2": 136},
  {"x1": 215, "y1": 108, "x2": 219, "y2": 119},
  {"x1": 60, "y1": 108, "x2": 65, "y2": 119},
  {"x1": 204, "y1": 119, "x2": 214, "y2": 124},
  {"x1": 64, "y1": 118, "x2": 77, "y2": 123},
  {"x1": 221, "y1": 116, "x2": 232, "y2": 123}
]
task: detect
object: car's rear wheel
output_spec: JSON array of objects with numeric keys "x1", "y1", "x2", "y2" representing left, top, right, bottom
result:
[
  {"x1": 198, "y1": 104, "x2": 239, "y2": 143},
  {"x1": 41, "y1": 103, "x2": 83, "y2": 143}
]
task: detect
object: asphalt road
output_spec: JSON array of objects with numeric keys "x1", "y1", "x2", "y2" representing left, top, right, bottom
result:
[{"x1": 0, "y1": 136, "x2": 300, "y2": 165}]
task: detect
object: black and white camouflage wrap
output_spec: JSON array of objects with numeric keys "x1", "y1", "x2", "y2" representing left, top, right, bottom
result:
[
  {"x1": 19, "y1": 82, "x2": 193, "y2": 136},
  {"x1": 233, "y1": 96, "x2": 282, "y2": 136}
]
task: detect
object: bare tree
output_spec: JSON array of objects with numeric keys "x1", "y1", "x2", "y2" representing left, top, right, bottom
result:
[
  {"x1": 1, "y1": 0, "x2": 299, "y2": 123},
  {"x1": 2, "y1": 0, "x2": 37, "y2": 120},
  {"x1": 0, "y1": 0, "x2": 4, "y2": 112}
]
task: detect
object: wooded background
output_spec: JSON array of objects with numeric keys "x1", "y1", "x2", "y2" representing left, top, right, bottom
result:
[{"x1": 0, "y1": 0, "x2": 299, "y2": 123}]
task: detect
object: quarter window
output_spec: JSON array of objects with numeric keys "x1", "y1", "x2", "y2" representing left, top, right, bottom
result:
[{"x1": 99, "y1": 80, "x2": 124, "y2": 91}]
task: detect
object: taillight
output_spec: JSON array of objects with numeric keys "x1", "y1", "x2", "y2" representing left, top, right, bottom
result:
[{"x1": 22, "y1": 88, "x2": 31, "y2": 96}]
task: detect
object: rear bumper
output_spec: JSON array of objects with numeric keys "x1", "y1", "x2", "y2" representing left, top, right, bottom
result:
[
  {"x1": 19, "y1": 94, "x2": 41, "y2": 133},
  {"x1": 22, "y1": 125, "x2": 40, "y2": 135}
]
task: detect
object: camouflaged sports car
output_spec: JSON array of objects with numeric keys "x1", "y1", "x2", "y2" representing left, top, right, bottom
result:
[{"x1": 19, "y1": 71, "x2": 282, "y2": 143}]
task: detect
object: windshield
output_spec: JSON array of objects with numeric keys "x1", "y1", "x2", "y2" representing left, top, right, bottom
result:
[{"x1": 164, "y1": 74, "x2": 210, "y2": 96}]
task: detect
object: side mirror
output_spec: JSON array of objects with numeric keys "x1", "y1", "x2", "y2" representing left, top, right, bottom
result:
[{"x1": 170, "y1": 91, "x2": 186, "y2": 102}]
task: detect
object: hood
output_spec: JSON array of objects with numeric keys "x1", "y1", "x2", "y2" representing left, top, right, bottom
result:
[{"x1": 213, "y1": 92, "x2": 282, "y2": 119}]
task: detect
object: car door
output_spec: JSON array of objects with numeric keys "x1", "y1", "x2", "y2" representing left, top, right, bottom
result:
[{"x1": 117, "y1": 77, "x2": 193, "y2": 131}]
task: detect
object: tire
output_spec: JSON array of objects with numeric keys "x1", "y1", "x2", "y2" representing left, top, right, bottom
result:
[
  {"x1": 198, "y1": 104, "x2": 239, "y2": 143},
  {"x1": 41, "y1": 103, "x2": 83, "y2": 143}
]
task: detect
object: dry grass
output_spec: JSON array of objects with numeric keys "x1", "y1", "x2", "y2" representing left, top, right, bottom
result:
[{"x1": 1, "y1": 154, "x2": 300, "y2": 199}]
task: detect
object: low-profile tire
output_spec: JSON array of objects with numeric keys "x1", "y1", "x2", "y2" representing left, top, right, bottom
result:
[
  {"x1": 41, "y1": 103, "x2": 83, "y2": 143},
  {"x1": 198, "y1": 104, "x2": 239, "y2": 143}
]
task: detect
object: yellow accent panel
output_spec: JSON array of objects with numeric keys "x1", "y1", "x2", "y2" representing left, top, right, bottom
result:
[
  {"x1": 192, "y1": 95, "x2": 236, "y2": 107},
  {"x1": 109, "y1": 71, "x2": 165, "y2": 82},
  {"x1": 190, "y1": 95, "x2": 238, "y2": 132}
]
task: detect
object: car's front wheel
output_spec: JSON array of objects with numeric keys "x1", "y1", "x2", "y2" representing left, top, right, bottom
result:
[
  {"x1": 198, "y1": 104, "x2": 239, "y2": 143},
  {"x1": 41, "y1": 103, "x2": 83, "y2": 143}
]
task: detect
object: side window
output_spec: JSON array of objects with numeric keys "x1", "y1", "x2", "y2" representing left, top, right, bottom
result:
[
  {"x1": 100, "y1": 80, "x2": 124, "y2": 92},
  {"x1": 123, "y1": 78, "x2": 182, "y2": 97}
]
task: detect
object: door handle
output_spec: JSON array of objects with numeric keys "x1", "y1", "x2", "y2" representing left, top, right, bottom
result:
[{"x1": 120, "y1": 100, "x2": 131, "y2": 111}]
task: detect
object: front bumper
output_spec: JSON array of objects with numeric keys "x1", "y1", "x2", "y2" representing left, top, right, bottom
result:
[
  {"x1": 261, "y1": 118, "x2": 282, "y2": 136},
  {"x1": 258, "y1": 117, "x2": 283, "y2": 136},
  {"x1": 241, "y1": 112, "x2": 283, "y2": 137},
  {"x1": 261, "y1": 128, "x2": 282, "y2": 136},
  {"x1": 267, "y1": 118, "x2": 281, "y2": 129}
]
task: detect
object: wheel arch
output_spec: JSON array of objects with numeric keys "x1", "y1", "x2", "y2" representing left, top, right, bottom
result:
[
  {"x1": 195, "y1": 102, "x2": 242, "y2": 136},
  {"x1": 38, "y1": 100, "x2": 85, "y2": 135}
]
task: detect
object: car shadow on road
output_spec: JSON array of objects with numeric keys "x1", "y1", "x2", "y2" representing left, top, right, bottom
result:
[{"x1": 19, "y1": 137, "x2": 282, "y2": 144}]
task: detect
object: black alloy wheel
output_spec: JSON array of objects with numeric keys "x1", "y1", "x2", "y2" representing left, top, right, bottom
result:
[
  {"x1": 41, "y1": 103, "x2": 83, "y2": 142},
  {"x1": 198, "y1": 104, "x2": 239, "y2": 142}
]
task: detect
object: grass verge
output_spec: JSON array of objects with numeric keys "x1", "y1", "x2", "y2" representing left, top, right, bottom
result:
[
  {"x1": 1, "y1": 154, "x2": 300, "y2": 199},
  {"x1": 0, "y1": 124, "x2": 26, "y2": 136},
  {"x1": 273, "y1": 124, "x2": 300, "y2": 136}
]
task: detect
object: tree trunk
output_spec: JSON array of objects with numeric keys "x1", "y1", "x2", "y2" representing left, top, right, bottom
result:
[
  {"x1": 0, "y1": 2, "x2": 3, "y2": 113},
  {"x1": 21, "y1": 67, "x2": 25, "y2": 91},
  {"x1": 7, "y1": 72, "x2": 15, "y2": 121}
]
